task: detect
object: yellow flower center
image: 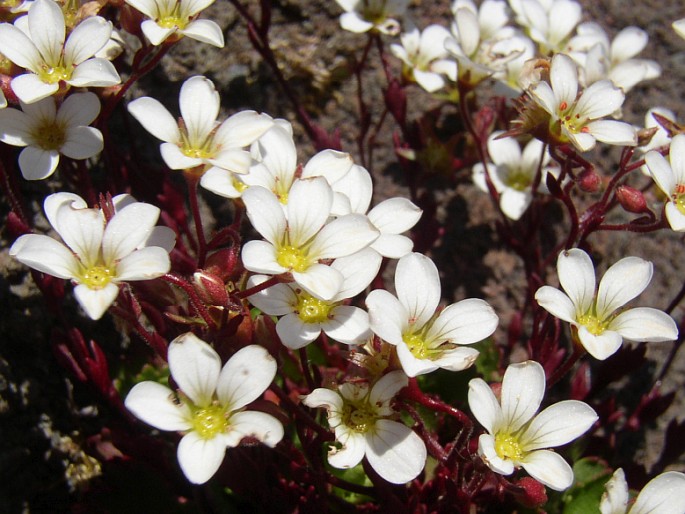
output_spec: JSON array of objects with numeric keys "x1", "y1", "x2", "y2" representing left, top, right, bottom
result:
[
  {"x1": 31, "y1": 119, "x2": 67, "y2": 151},
  {"x1": 672, "y1": 185, "x2": 685, "y2": 215},
  {"x1": 38, "y1": 65, "x2": 72, "y2": 85},
  {"x1": 295, "y1": 291, "x2": 332, "y2": 324},
  {"x1": 157, "y1": 2, "x2": 189, "y2": 29},
  {"x1": 403, "y1": 332, "x2": 430, "y2": 359},
  {"x1": 342, "y1": 402, "x2": 377, "y2": 433},
  {"x1": 80, "y1": 265, "x2": 115, "y2": 290},
  {"x1": 276, "y1": 245, "x2": 310, "y2": 272},
  {"x1": 577, "y1": 312, "x2": 609, "y2": 335},
  {"x1": 505, "y1": 169, "x2": 532, "y2": 191},
  {"x1": 495, "y1": 433, "x2": 524, "y2": 461},
  {"x1": 190, "y1": 403, "x2": 230, "y2": 439}
]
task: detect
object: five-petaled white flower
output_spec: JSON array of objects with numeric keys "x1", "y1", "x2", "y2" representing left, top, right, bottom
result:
[
  {"x1": 128, "y1": 75, "x2": 273, "y2": 176},
  {"x1": 509, "y1": 0, "x2": 582, "y2": 55},
  {"x1": 124, "y1": 0, "x2": 224, "y2": 47},
  {"x1": 335, "y1": 0, "x2": 408, "y2": 36},
  {"x1": 472, "y1": 131, "x2": 557, "y2": 220},
  {"x1": 600, "y1": 468, "x2": 685, "y2": 514},
  {"x1": 241, "y1": 177, "x2": 379, "y2": 302},
  {"x1": 125, "y1": 333, "x2": 284, "y2": 484},
  {"x1": 468, "y1": 360, "x2": 597, "y2": 491},
  {"x1": 366, "y1": 252, "x2": 498, "y2": 377},
  {"x1": 535, "y1": 248, "x2": 678, "y2": 360},
  {"x1": 527, "y1": 53, "x2": 636, "y2": 152},
  {"x1": 0, "y1": 92, "x2": 103, "y2": 180},
  {"x1": 645, "y1": 134, "x2": 685, "y2": 231},
  {"x1": 10, "y1": 192, "x2": 175, "y2": 320},
  {"x1": 302, "y1": 371, "x2": 427, "y2": 484},
  {"x1": 0, "y1": 0, "x2": 120, "y2": 103}
]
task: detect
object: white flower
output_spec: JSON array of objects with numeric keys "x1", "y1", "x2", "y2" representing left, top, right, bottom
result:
[
  {"x1": 125, "y1": 0, "x2": 224, "y2": 47},
  {"x1": 0, "y1": 0, "x2": 120, "y2": 103},
  {"x1": 128, "y1": 75, "x2": 273, "y2": 175},
  {"x1": 600, "y1": 468, "x2": 685, "y2": 514},
  {"x1": 302, "y1": 371, "x2": 427, "y2": 484},
  {"x1": 390, "y1": 21, "x2": 455, "y2": 93},
  {"x1": 673, "y1": 18, "x2": 685, "y2": 40},
  {"x1": 366, "y1": 252, "x2": 498, "y2": 377},
  {"x1": 535, "y1": 248, "x2": 678, "y2": 360},
  {"x1": 527, "y1": 53, "x2": 637, "y2": 151},
  {"x1": 10, "y1": 192, "x2": 175, "y2": 319},
  {"x1": 468, "y1": 360, "x2": 597, "y2": 491},
  {"x1": 0, "y1": 92, "x2": 103, "y2": 180},
  {"x1": 645, "y1": 134, "x2": 685, "y2": 231},
  {"x1": 125, "y1": 333, "x2": 284, "y2": 484},
  {"x1": 509, "y1": 0, "x2": 582, "y2": 54},
  {"x1": 335, "y1": 0, "x2": 409, "y2": 36},
  {"x1": 566, "y1": 23, "x2": 660, "y2": 93},
  {"x1": 247, "y1": 248, "x2": 379, "y2": 349},
  {"x1": 637, "y1": 107, "x2": 675, "y2": 175},
  {"x1": 241, "y1": 178, "x2": 379, "y2": 302},
  {"x1": 472, "y1": 131, "x2": 557, "y2": 220}
]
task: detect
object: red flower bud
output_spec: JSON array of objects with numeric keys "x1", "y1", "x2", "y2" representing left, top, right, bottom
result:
[
  {"x1": 616, "y1": 185, "x2": 647, "y2": 213},
  {"x1": 578, "y1": 169, "x2": 601, "y2": 192},
  {"x1": 192, "y1": 271, "x2": 229, "y2": 307},
  {"x1": 514, "y1": 477, "x2": 547, "y2": 508}
]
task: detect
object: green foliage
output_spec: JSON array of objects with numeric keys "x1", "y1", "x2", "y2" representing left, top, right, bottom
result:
[{"x1": 561, "y1": 457, "x2": 613, "y2": 514}]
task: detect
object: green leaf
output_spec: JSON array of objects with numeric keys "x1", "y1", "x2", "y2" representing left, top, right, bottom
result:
[{"x1": 562, "y1": 457, "x2": 613, "y2": 514}]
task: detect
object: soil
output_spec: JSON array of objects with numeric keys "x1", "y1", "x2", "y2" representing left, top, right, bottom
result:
[{"x1": 2, "y1": 0, "x2": 685, "y2": 512}]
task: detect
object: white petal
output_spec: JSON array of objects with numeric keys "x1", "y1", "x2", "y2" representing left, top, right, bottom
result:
[
  {"x1": 596, "y1": 256, "x2": 652, "y2": 319},
  {"x1": 645, "y1": 151, "x2": 676, "y2": 197},
  {"x1": 181, "y1": 19, "x2": 224, "y2": 47},
  {"x1": 574, "y1": 80, "x2": 625, "y2": 120},
  {"x1": 73, "y1": 282, "x2": 119, "y2": 320},
  {"x1": 413, "y1": 69, "x2": 445, "y2": 92},
  {"x1": 242, "y1": 186, "x2": 286, "y2": 245},
  {"x1": 669, "y1": 134, "x2": 685, "y2": 184},
  {"x1": 115, "y1": 247, "x2": 170, "y2": 281},
  {"x1": 241, "y1": 240, "x2": 285, "y2": 275},
  {"x1": 0, "y1": 24, "x2": 41, "y2": 71},
  {"x1": 478, "y1": 433, "x2": 514, "y2": 475},
  {"x1": 557, "y1": 248, "x2": 595, "y2": 316},
  {"x1": 501, "y1": 360, "x2": 545, "y2": 432},
  {"x1": 430, "y1": 346, "x2": 480, "y2": 372},
  {"x1": 216, "y1": 345, "x2": 277, "y2": 410},
  {"x1": 224, "y1": 410, "x2": 284, "y2": 448},
  {"x1": 371, "y1": 234, "x2": 414, "y2": 259},
  {"x1": 0, "y1": 107, "x2": 31, "y2": 146},
  {"x1": 177, "y1": 431, "x2": 227, "y2": 484},
  {"x1": 179, "y1": 76, "x2": 219, "y2": 147},
  {"x1": 520, "y1": 449, "x2": 574, "y2": 491},
  {"x1": 664, "y1": 203, "x2": 685, "y2": 231},
  {"x1": 287, "y1": 178, "x2": 333, "y2": 247},
  {"x1": 125, "y1": 381, "x2": 192, "y2": 431},
  {"x1": 368, "y1": 197, "x2": 422, "y2": 235},
  {"x1": 61, "y1": 126, "x2": 103, "y2": 160},
  {"x1": 424, "y1": 298, "x2": 498, "y2": 345},
  {"x1": 302, "y1": 149, "x2": 353, "y2": 183},
  {"x1": 18, "y1": 146, "x2": 59, "y2": 180},
  {"x1": 331, "y1": 164, "x2": 372, "y2": 214},
  {"x1": 207, "y1": 149, "x2": 253, "y2": 174},
  {"x1": 630, "y1": 471, "x2": 685, "y2": 514},
  {"x1": 522, "y1": 400, "x2": 597, "y2": 450},
  {"x1": 302, "y1": 388, "x2": 343, "y2": 411},
  {"x1": 328, "y1": 429, "x2": 366, "y2": 469},
  {"x1": 200, "y1": 167, "x2": 243, "y2": 198},
  {"x1": 29, "y1": 0, "x2": 64, "y2": 66},
  {"x1": 103, "y1": 202, "x2": 160, "y2": 262},
  {"x1": 276, "y1": 314, "x2": 321, "y2": 349},
  {"x1": 57, "y1": 92, "x2": 101, "y2": 127},
  {"x1": 468, "y1": 378, "x2": 503, "y2": 435},
  {"x1": 9, "y1": 233, "x2": 79, "y2": 279},
  {"x1": 53, "y1": 200, "x2": 104, "y2": 266},
  {"x1": 330, "y1": 248, "x2": 382, "y2": 300},
  {"x1": 366, "y1": 289, "x2": 406, "y2": 346},
  {"x1": 160, "y1": 142, "x2": 203, "y2": 169},
  {"x1": 144, "y1": 226, "x2": 176, "y2": 252},
  {"x1": 577, "y1": 327, "x2": 623, "y2": 360},
  {"x1": 340, "y1": 12, "x2": 373, "y2": 33},
  {"x1": 366, "y1": 420, "x2": 426, "y2": 484},
  {"x1": 214, "y1": 110, "x2": 274, "y2": 149},
  {"x1": 68, "y1": 58, "x2": 121, "y2": 87},
  {"x1": 395, "y1": 253, "x2": 441, "y2": 329},
  {"x1": 168, "y1": 333, "x2": 221, "y2": 407},
  {"x1": 609, "y1": 308, "x2": 678, "y2": 342},
  {"x1": 292, "y1": 264, "x2": 343, "y2": 302},
  {"x1": 550, "y1": 53, "x2": 578, "y2": 107},
  {"x1": 395, "y1": 343, "x2": 440, "y2": 377},
  {"x1": 600, "y1": 468, "x2": 629, "y2": 514},
  {"x1": 611, "y1": 27, "x2": 647, "y2": 62},
  {"x1": 44, "y1": 192, "x2": 87, "y2": 233},
  {"x1": 369, "y1": 371, "x2": 408, "y2": 405},
  {"x1": 141, "y1": 20, "x2": 176, "y2": 46},
  {"x1": 247, "y1": 279, "x2": 296, "y2": 316},
  {"x1": 322, "y1": 306, "x2": 370, "y2": 345},
  {"x1": 309, "y1": 214, "x2": 379, "y2": 260},
  {"x1": 586, "y1": 120, "x2": 637, "y2": 146},
  {"x1": 127, "y1": 97, "x2": 181, "y2": 144},
  {"x1": 528, "y1": 81, "x2": 557, "y2": 116},
  {"x1": 487, "y1": 133, "x2": 522, "y2": 168},
  {"x1": 64, "y1": 16, "x2": 112, "y2": 66},
  {"x1": 500, "y1": 189, "x2": 531, "y2": 220}
]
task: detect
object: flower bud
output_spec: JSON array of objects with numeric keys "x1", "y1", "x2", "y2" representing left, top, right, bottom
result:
[
  {"x1": 204, "y1": 248, "x2": 239, "y2": 282},
  {"x1": 616, "y1": 185, "x2": 648, "y2": 214},
  {"x1": 192, "y1": 271, "x2": 229, "y2": 307},
  {"x1": 577, "y1": 169, "x2": 601, "y2": 192},
  {"x1": 514, "y1": 477, "x2": 547, "y2": 508}
]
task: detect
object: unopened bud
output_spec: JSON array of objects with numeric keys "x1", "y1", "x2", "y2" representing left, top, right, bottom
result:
[
  {"x1": 514, "y1": 477, "x2": 547, "y2": 508},
  {"x1": 192, "y1": 271, "x2": 229, "y2": 307},
  {"x1": 616, "y1": 185, "x2": 648, "y2": 214},
  {"x1": 637, "y1": 126, "x2": 659, "y2": 148},
  {"x1": 578, "y1": 169, "x2": 601, "y2": 192},
  {"x1": 204, "y1": 248, "x2": 239, "y2": 282}
]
